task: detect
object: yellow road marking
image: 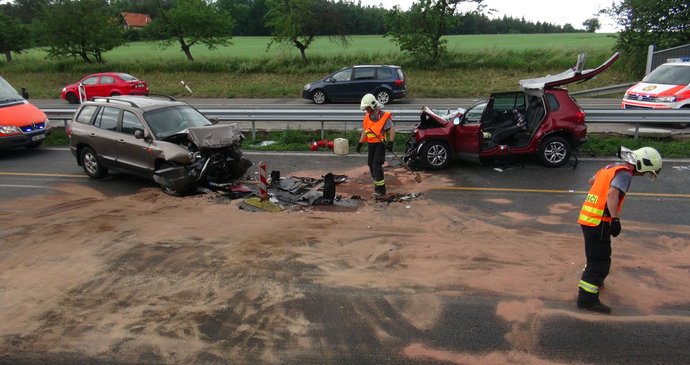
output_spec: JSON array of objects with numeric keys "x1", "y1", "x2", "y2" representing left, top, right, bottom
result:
[
  {"x1": 430, "y1": 186, "x2": 690, "y2": 199},
  {"x1": 0, "y1": 172, "x2": 87, "y2": 178}
]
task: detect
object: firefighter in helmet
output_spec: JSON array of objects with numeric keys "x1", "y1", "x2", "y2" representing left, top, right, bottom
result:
[
  {"x1": 576, "y1": 146, "x2": 662, "y2": 313},
  {"x1": 356, "y1": 93, "x2": 395, "y2": 197}
]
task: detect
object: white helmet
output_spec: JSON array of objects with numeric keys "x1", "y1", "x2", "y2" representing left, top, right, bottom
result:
[
  {"x1": 360, "y1": 93, "x2": 381, "y2": 111},
  {"x1": 618, "y1": 146, "x2": 662, "y2": 177}
]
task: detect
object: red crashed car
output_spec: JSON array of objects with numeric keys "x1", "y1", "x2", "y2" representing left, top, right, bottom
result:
[
  {"x1": 61, "y1": 72, "x2": 149, "y2": 104},
  {"x1": 404, "y1": 52, "x2": 620, "y2": 169}
]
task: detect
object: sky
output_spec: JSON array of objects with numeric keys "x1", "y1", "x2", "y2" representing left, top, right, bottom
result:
[{"x1": 359, "y1": 0, "x2": 620, "y2": 33}]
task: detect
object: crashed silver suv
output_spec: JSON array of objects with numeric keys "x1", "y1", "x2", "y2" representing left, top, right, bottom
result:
[{"x1": 67, "y1": 95, "x2": 252, "y2": 195}]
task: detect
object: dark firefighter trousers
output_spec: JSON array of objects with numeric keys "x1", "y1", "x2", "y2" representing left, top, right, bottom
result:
[
  {"x1": 367, "y1": 142, "x2": 386, "y2": 194},
  {"x1": 578, "y1": 222, "x2": 612, "y2": 305}
]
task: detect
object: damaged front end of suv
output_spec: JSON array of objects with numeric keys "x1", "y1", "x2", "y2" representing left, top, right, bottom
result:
[{"x1": 153, "y1": 124, "x2": 253, "y2": 196}]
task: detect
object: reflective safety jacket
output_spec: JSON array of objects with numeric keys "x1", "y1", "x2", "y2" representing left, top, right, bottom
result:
[
  {"x1": 363, "y1": 112, "x2": 391, "y2": 144},
  {"x1": 578, "y1": 165, "x2": 632, "y2": 226}
]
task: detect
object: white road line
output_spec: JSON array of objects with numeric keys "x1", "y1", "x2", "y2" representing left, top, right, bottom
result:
[{"x1": 0, "y1": 184, "x2": 47, "y2": 189}]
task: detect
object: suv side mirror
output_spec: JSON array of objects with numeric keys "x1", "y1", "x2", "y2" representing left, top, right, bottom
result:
[
  {"x1": 209, "y1": 117, "x2": 220, "y2": 125},
  {"x1": 453, "y1": 117, "x2": 461, "y2": 125},
  {"x1": 134, "y1": 129, "x2": 146, "y2": 140}
]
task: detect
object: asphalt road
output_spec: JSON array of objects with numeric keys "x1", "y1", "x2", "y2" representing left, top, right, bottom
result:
[{"x1": 2, "y1": 148, "x2": 690, "y2": 364}]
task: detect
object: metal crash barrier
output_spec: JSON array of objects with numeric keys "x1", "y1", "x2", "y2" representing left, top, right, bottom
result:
[{"x1": 44, "y1": 107, "x2": 690, "y2": 140}]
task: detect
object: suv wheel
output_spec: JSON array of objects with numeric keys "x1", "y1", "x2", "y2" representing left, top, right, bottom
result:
[
  {"x1": 158, "y1": 162, "x2": 194, "y2": 196},
  {"x1": 376, "y1": 90, "x2": 392, "y2": 105},
  {"x1": 419, "y1": 141, "x2": 450, "y2": 170},
  {"x1": 311, "y1": 90, "x2": 327, "y2": 104},
  {"x1": 538, "y1": 136, "x2": 571, "y2": 167},
  {"x1": 80, "y1": 146, "x2": 108, "y2": 178}
]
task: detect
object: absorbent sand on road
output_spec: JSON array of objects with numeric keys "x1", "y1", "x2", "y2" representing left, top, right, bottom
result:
[{"x1": 1, "y1": 163, "x2": 689, "y2": 365}]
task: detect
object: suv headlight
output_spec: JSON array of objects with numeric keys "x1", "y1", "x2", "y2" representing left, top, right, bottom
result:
[
  {"x1": 304, "y1": 84, "x2": 311, "y2": 91},
  {"x1": 656, "y1": 96, "x2": 677, "y2": 103}
]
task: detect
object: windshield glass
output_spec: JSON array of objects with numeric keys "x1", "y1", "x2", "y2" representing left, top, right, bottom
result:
[
  {"x1": 144, "y1": 106, "x2": 212, "y2": 139},
  {"x1": 0, "y1": 76, "x2": 25, "y2": 105},
  {"x1": 643, "y1": 65, "x2": 690, "y2": 85}
]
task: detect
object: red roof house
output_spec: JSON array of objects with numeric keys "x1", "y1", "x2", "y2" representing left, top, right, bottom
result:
[{"x1": 121, "y1": 12, "x2": 152, "y2": 29}]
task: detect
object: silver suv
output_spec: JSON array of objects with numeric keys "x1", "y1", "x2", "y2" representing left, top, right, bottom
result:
[{"x1": 67, "y1": 95, "x2": 252, "y2": 196}]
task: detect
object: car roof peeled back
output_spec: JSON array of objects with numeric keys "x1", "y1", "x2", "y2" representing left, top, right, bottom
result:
[{"x1": 518, "y1": 52, "x2": 621, "y2": 96}]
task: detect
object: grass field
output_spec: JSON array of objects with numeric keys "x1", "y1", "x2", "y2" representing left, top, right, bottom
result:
[{"x1": 1, "y1": 33, "x2": 631, "y2": 99}]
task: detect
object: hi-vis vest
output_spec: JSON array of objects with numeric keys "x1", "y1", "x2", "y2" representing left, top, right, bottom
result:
[
  {"x1": 363, "y1": 112, "x2": 391, "y2": 143},
  {"x1": 577, "y1": 165, "x2": 631, "y2": 226}
]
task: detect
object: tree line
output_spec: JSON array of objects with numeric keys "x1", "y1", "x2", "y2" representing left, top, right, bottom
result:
[{"x1": 0, "y1": 0, "x2": 687, "y2": 73}]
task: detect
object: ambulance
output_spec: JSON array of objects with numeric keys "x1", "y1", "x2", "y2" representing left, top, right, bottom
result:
[
  {"x1": 621, "y1": 58, "x2": 690, "y2": 110},
  {"x1": 0, "y1": 76, "x2": 50, "y2": 150}
]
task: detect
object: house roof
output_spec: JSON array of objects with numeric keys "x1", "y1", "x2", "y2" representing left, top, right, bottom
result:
[{"x1": 121, "y1": 12, "x2": 151, "y2": 28}]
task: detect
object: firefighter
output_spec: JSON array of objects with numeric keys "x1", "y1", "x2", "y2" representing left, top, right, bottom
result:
[
  {"x1": 356, "y1": 93, "x2": 395, "y2": 197},
  {"x1": 576, "y1": 146, "x2": 663, "y2": 314}
]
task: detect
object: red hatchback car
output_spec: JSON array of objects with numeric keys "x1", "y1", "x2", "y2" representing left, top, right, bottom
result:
[
  {"x1": 61, "y1": 72, "x2": 149, "y2": 104},
  {"x1": 404, "y1": 53, "x2": 620, "y2": 169}
]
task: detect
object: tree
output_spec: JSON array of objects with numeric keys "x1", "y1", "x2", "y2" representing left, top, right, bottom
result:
[
  {"x1": 386, "y1": 0, "x2": 481, "y2": 63},
  {"x1": 582, "y1": 17, "x2": 600, "y2": 33},
  {"x1": 148, "y1": 0, "x2": 234, "y2": 61},
  {"x1": 265, "y1": 0, "x2": 349, "y2": 65},
  {"x1": 0, "y1": 13, "x2": 30, "y2": 62},
  {"x1": 38, "y1": 0, "x2": 124, "y2": 63},
  {"x1": 604, "y1": 0, "x2": 690, "y2": 73}
]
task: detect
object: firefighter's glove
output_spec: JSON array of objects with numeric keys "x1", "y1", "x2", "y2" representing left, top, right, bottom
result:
[
  {"x1": 386, "y1": 141, "x2": 394, "y2": 152},
  {"x1": 356, "y1": 143, "x2": 363, "y2": 153},
  {"x1": 610, "y1": 218, "x2": 621, "y2": 237}
]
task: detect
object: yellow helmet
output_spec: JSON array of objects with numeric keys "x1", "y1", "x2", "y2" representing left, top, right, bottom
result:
[
  {"x1": 360, "y1": 93, "x2": 380, "y2": 111},
  {"x1": 618, "y1": 146, "x2": 662, "y2": 177}
]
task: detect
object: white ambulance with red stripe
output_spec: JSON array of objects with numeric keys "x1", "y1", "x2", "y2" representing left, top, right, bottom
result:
[{"x1": 622, "y1": 58, "x2": 690, "y2": 110}]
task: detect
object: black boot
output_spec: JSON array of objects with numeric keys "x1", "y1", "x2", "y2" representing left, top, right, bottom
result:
[{"x1": 577, "y1": 289, "x2": 611, "y2": 314}]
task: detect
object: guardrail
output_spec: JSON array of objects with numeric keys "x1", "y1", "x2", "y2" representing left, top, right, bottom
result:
[{"x1": 43, "y1": 107, "x2": 690, "y2": 140}]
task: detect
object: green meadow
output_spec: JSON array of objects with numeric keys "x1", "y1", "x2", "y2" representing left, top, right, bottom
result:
[{"x1": 2, "y1": 33, "x2": 629, "y2": 99}]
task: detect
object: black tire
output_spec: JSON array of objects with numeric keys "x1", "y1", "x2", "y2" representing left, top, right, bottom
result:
[
  {"x1": 538, "y1": 135, "x2": 571, "y2": 167},
  {"x1": 419, "y1": 140, "x2": 451, "y2": 170},
  {"x1": 157, "y1": 162, "x2": 194, "y2": 197},
  {"x1": 311, "y1": 90, "x2": 327, "y2": 104},
  {"x1": 80, "y1": 146, "x2": 108, "y2": 178},
  {"x1": 375, "y1": 89, "x2": 392, "y2": 105},
  {"x1": 66, "y1": 92, "x2": 79, "y2": 104},
  {"x1": 25, "y1": 140, "x2": 43, "y2": 149}
]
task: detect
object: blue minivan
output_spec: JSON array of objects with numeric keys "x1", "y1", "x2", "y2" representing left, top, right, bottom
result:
[{"x1": 303, "y1": 65, "x2": 406, "y2": 105}]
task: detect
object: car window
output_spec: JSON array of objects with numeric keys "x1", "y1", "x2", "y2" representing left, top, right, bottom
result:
[
  {"x1": 642, "y1": 65, "x2": 690, "y2": 85},
  {"x1": 545, "y1": 94, "x2": 560, "y2": 112},
  {"x1": 93, "y1": 106, "x2": 120, "y2": 131},
  {"x1": 100, "y1": 76, "x2": 115, "y2": 84},
  {"x1": 331, "y1": 69, "x2": 352, "y2": 82},
  {"x1": 492, "y1": 93, "x2": 526, "y2": 113},
  {"x1": 376, "y1": 68, "x2": 393, "y2": 80},
  {"x1": 75, "y1": 105, "x2": 98, "y2": 124},
  {"x1": 82, "y1": 76, "x2": 99, "y2": 85},
  {"x1": 144, "y1": 106, "x2": 212, "y2": 139},
  {"x1": 118, "y1": 73, "x2": 138, "y2": 81},
  {"x1": 465, "y1": 102, "x2": 486, "y2": 123},
  {"x1": 122, "y1": 111, "x2": 144, "y2": 135},
  {"x1": 395, "y1": 68, "x2": 405, "y2": 81},
  {"x1": 353, "y1": 67, "x2": 376, "y2": 80}
]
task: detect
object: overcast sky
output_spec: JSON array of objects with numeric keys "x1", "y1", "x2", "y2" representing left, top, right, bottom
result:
[{"x1": 360, "y1": 0, "x2": 619, "y2": 33}]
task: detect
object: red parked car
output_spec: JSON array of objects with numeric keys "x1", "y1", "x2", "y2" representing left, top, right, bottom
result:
[
  {"x1": 404, "y1": 52, "x2": 620, "y2": 169},
  {"x1": 61, "y1": 72, "x2": 149, "y2": 104}
]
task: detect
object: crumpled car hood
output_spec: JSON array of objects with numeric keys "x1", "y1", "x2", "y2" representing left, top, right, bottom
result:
[{"x1": 187, "y1": 124, "x2": 244, "y2": 149}]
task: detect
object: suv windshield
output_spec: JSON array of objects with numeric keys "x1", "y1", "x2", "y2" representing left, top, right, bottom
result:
[
  {"x1": 643, "y1": 65, "x2": 690, "y2": 85},
  {"x1": 0, "y1": 77, "x2": 24, "y2": 105},
  {"x1": 144, "y1": 106, "x2": 212, "y2": 139}
]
